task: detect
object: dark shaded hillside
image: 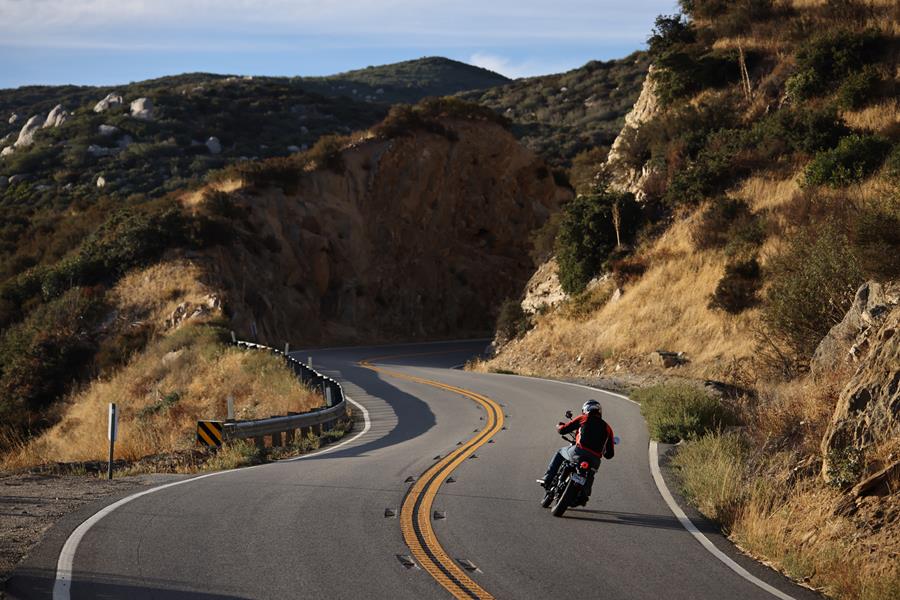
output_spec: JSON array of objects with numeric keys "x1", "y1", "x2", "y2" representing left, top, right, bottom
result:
[
  {"x1": 297, "y1": 56, "x2": 512, "y2": 104},
  {"x1": 461, "y1": 52, "x2": 649, "y2": 168}
]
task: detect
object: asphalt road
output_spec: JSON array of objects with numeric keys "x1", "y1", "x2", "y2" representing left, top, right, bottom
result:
[{"x1": 10, "y1": 340, "x2": 821, "y2": 599}]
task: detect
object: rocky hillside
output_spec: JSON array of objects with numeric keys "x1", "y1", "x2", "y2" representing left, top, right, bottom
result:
[
  {"x1": 481, "y1": 1, "x2": 899, "y2": 597},
  {"x1": 202, "y1": 103, "x2": 568, "y2": 344},
  {"x1": 461, "y1": 53, "x2": 649, "y2": 175},
  {"x1": 0, "y1": 98, "x2": 567, "y2": 460}
]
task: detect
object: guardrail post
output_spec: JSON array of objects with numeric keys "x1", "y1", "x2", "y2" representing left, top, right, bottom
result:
[{"x1": 255, "y1": 436, "x2": 265, "y2": 451}]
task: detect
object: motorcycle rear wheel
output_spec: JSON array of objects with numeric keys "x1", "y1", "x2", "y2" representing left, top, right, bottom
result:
[{"x1": 551, "y1": 479, "x2": 579, "y2": 517}]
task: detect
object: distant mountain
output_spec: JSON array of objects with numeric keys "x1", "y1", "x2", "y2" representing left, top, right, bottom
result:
[
  {"x1": 462, "y1": 52, "x2": 649, "y2": 167},
  {"x1": 296, "y1": 56, "x2": 512, "y2": 104}
]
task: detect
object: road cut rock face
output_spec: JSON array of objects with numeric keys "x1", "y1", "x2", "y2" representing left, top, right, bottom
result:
[
  {"x1": 201, "y1": 119, "x2": 570, "y2": 344},
  {"x1": 821, "y1": 281, "x2": 900, "y2": 485}
]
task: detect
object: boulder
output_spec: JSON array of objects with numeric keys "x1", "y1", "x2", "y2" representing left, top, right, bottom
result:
[
  {"x1": 88, "y1": 144, "x2": 114, "y2": 157},
  {"x1": 812, "y1": 281, "x2": 900, "y2": 376},
  {"x1": 287, "y1": 145, "x2": 301, "y2": 153},
  {"x1": 14, "y1": 115, "x2": 44, "y2": 147},
  {"x1": 1, "y1": 146, "x2": 13, "y2": 157},
  {"x1": 130, "y1": 97, "x2": 154, "y2": 120},
  {"x1": 8, "y1": 113, "x2": 19, "y2": 125},
  {"x1": 42, "y1": 104, "x2": 68, "y2": 128},
  {"x1": 205, "y1": 136, "x2": 222, "y2": 154},
  {"x1": 98, "y1": 124, "x2": 119, "y2": 136},
  {"x1": 821, "y1": 298, "x2": 900, "y2": 484},
  {"x1": 8, "y1": 174, "x2": 26, "y2": 185},
  {"x1": 650, "y1": 350, "x2": 686, "y2": 368},
  {"x1": 94, "y1": 93, "x2": 123, "y2": 113},
  {"x1": 96, "y1": 175, "x2": 106, "y2": 188}
]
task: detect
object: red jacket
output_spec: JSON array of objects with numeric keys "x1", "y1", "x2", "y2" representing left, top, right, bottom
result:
[{"x1": 558, "y1": 413, "x2": 615, "y2": 460}]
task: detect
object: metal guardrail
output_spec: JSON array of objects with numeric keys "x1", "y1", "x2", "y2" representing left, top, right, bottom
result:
[{"x1": 223, "y1": 340, "x2": 349, "y2": 447}]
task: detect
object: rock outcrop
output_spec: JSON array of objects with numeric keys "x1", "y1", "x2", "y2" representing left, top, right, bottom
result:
[
  {"x1": 603, "y1": 66, "x2": 659, "y2": 201},
  {"x1": 1, "y1": 146, "x2": 13, "y2": 157},
  {"x1": 94, "y1": 93, "x2": 123, "y2": 113},
  {"x1": 812, "y1": 281, "x2": 900, "y2": 376},
  {"x1": 206, "y1": 137, "x2": 222, "y2": 155},
  {"x1": 821, "y1": 281, "x2": 900, "y2": 485},
  {"x1": 42, "y1": 105, "x2": 68, "y2": 129},
  {"x1": 14, "y1": 115, "x2": 43, "y2": 148},
  {"x1": 520, "y1": 258, "x2": 566, "y2": 314},
  {"x1": 130, "y1": 98, "x2": 154, "y2": 120},
  {"x1": 204, "y1": 119, "x2": 570, "y2": 343},
  {"x1": 98, "y1": 124, "x2": 119, "y2": 137}
]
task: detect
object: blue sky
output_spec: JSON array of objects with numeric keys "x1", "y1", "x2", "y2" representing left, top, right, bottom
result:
[{"x1": 0, "y1": 1, "x2": 678, "y2": 89}]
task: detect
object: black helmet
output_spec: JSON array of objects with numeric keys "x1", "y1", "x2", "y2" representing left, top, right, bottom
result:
[{"x1": 582, "y1": 400, "x2": 601, "y2": 416}]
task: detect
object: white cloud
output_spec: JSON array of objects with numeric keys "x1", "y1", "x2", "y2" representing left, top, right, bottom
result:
[{"x1": 468, "y1": 52, "x2": 572, "y2": 79}]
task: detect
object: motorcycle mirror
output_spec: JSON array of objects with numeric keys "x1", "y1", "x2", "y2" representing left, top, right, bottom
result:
[
  {"x1": 614, "y1": 436, "x2": 620, "y2": 445},
  {"x1": 564, "y1": 410, "x2": 573, "y2": 419}
]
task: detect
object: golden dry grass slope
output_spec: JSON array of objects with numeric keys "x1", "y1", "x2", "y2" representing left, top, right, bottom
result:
[{"x1": 2, "y1": 261, "x2": 321, "y2": 470}]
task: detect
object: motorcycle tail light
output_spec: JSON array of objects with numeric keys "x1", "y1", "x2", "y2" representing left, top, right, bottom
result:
[{"x1": 580, "y1": 461, "x2": 590, "y2": 469}]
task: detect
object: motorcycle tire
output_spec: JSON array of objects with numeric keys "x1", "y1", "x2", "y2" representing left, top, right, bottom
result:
[
  {"x1": 540, "y1": 491, "x2": 554, "y2": 508},
  {"x1": 551, "y1": 479, "x2": 579, "y2": 517}
]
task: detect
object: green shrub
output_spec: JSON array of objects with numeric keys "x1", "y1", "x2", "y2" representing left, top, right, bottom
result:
[
  {"x1": 837, "y1": 66, "x2": 881, "y2": 110},
  {"x1": 495, "y1": 298, "x2": 530, "y2": 341},
  {"x1": 692, "y1": 198, "x2": 764, "y2": 251},
  {"x1": 634, "y1": 383, "x2": 734, "y2": 443},
  {"x1": 882, "y1": 145, "x2": 900, "y2": 185},
  {"x1": 664, "y1": 129, "x2": 753, "y2": 206},
  {"x1": 556, "y1": 188, "x2": 641, "y2": 293},
  {"x1": 0, "y1": 287, "x2": 107, "y2": 431},
  {"x1": 754, "y1": 106, "x2": 849, "y2": 155},
  {"x1": 804, "y1": 134, "x2": 891, "y2": 187},
  {"x1": 786, "y1": 28, "x2": 884, "y2": 100},
  {"x1": 709, "y1": 257, "x2": 762, "y2": 314},
  {"x1": 763, "y1": 223, "x2": 863, "y2": 363}
]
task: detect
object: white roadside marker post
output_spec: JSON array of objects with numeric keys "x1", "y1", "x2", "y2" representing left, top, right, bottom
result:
[
  {"x1": 107, "y1": 403, "x2": 118, "y2": 480},
  {"x1": 227, "y1": 395, "x2": 235, "y2": 421}
]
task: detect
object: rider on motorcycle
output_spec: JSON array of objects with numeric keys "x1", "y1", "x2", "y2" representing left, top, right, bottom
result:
[{"x1": 538, "y1": 400, "x2": 614, "y2": 500}]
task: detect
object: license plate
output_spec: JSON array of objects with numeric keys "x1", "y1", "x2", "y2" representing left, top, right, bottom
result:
[{"x1": 570, "y1": 474, "x2": 586, "y2": 485}]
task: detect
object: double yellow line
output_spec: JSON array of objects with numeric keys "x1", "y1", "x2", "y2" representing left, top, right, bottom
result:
[{"x1": 359, "y1": 354, "x2": 503, "y2": 600}]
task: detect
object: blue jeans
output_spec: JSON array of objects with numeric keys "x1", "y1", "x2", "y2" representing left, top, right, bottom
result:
[{"x1": 544, "y1": 445, "x2": 600, "y2": 481}]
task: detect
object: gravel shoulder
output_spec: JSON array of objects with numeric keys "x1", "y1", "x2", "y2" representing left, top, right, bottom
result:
[{"x1": 0, "y1": 471, "x2": 182, "y2": 597}]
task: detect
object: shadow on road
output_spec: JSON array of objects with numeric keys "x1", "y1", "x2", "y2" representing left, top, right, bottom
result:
[
  {"x1": 6, "y1": 567, "x2": 250, "y2": 600},
  {"x1": 299, "y1": 361, "x2": 436, "y2": 461},
  {"x1": 561, "y1": 509, "x2": 719, "y2": 534}
]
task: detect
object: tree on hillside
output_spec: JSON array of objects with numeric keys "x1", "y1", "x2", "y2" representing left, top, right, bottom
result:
[{"x1": 556, "y1": 186, "x2": 641, "y2": 294}]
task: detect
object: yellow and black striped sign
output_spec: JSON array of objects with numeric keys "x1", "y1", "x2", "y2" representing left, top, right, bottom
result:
[{"x1": 197, "y1": 420, "x2": 224, "y2": 447}]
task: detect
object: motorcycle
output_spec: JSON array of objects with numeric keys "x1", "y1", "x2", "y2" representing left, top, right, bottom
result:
[{"x1": 540, "y1": 410, "x2": 618, "y2": 517}]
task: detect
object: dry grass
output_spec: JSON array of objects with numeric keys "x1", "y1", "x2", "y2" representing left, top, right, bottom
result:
[
  {"x1": 670, "y1": 372, "x2": 900, "y2": 600},
  {"x1": 487, "y1": 210, "x2": 760, "y2": 380},
  {"x1": 112, "y1": 259, "x2": 217, "y2": 330},
  {"x1": 842, "y1": 100, "x2": 900, "y2": 136},
  {"x1": 733, "y1": 481, "x2": 900, "y2": 600},
  {"x1": 2, "y1": 325, "x2": 322, "y2": 470}
]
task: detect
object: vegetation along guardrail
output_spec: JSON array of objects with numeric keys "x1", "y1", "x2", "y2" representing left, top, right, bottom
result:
[{"x1": 197, "y1": 338, "x2": 349, "y2": 449}]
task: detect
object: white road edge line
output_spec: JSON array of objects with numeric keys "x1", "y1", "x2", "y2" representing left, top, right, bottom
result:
[
  {"x1": 53, "y1": 397, "x2": 371, "y2": 600},
  {"x1": 484, "y1": 372, "x2": 796, "y2": 600},
  {"x1": 648, "y1": 441, "x2": 797, "y2": 600}
]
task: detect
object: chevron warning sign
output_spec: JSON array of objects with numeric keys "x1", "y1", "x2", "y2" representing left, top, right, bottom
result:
[{"x1": 197, "y1": 420, "x2": 224, "y2": 447}]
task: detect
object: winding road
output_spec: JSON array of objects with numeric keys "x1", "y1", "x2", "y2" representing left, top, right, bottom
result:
[{"x1": 9, "y1": 340, "x2": 821, "y2": 599}]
